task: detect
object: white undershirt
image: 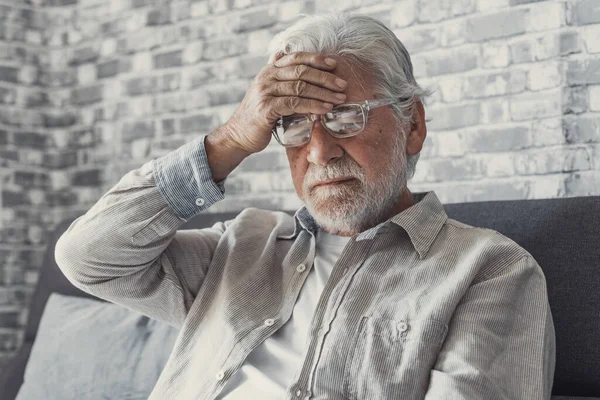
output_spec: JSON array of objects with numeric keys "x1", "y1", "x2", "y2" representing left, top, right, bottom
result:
[{"x1": 215, "y1": 228, "x2": 352, "y2": 399}]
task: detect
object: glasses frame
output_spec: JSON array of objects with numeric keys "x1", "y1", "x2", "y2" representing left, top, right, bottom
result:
[{"x1": 271, "y1": 97, "x2": 410, "y2": 148}]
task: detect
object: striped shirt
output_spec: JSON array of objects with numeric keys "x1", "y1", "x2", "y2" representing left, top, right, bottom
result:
[{"x1": 55, "y1": 134, "x2": 556, "y2": 400}]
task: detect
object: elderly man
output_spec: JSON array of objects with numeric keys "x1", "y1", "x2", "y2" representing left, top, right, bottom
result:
[{"x1": 55, "y1": 12, "x2": 555, "y2": 400}]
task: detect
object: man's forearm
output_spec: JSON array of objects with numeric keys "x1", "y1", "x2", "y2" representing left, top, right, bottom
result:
[{"x1": 205, "y1": 125, "x2": 253, "y2": 183}]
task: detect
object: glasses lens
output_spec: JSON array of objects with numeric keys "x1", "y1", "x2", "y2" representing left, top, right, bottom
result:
[
  {"x1": 274, "y1": 115, "x2": 311, "y2": 147},
  {"x1": 323, "y1": 104, "x2": 364, "y2": 134},
  {"x1": 273, "y1": 104, "x2": 365, "y2": 147}
]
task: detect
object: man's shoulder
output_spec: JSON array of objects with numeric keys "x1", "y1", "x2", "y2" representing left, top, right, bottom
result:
[{"x1": 441, "y1": 217, "x2": 533, "y2": 268}]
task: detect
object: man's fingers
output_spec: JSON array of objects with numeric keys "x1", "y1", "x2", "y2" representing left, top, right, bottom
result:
[
  {"x1": 268, "y1": 81, "x2": 346, "y2": 105},
  {"x1": 273, "y1": 51, "x2": 336, "y2": 70},
  {"x1": 272, "y1": 64, "x2": 347, "y2": 93}
]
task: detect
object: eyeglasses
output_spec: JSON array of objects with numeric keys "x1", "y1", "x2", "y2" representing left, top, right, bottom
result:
[{"x1": 271, "y1": 97, "x2": 409, "y2": 148}]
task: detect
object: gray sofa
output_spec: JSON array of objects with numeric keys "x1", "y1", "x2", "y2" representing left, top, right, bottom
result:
[{"x1": 1, "y1": 194, "x2": 599, "y2": 399}]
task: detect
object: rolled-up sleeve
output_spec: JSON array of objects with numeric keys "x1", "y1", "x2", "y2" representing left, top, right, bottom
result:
[
  {"x1": 55, "y1": 134, "x2": 229, "y2": 329},
  {"x1": 424, "y1": 255, "x2": 556, "y2": 399}
]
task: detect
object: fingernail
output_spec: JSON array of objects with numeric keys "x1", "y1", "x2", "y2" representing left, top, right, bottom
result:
[
  {"x1": 336, "y1": 78, "x2": 347, "y2": 88},
  {"x1": 325, "y1": 57, "x2": 336, "y2": 66}
]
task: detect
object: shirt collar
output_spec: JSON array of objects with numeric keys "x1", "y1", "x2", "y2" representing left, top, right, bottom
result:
[{"x1": 277, "y1": 191, "x2": 448, "y2": 259}]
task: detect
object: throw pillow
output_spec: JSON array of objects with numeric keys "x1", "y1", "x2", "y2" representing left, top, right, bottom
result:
[{"x1": 16, "y1": 293, "x2": 180, "y2": 400}]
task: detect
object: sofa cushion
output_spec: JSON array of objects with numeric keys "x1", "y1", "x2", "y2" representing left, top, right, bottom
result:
[{"x1": 16, "y1": 293, "x2": 179, "y2": 400}]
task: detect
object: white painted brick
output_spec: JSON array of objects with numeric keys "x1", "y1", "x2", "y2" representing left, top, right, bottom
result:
[
  {"x1": 248, "y1": 29, "x2": 272, "y2": 56},
  {"x1": 419, "y1": 135, "x2": 437, "y2": 158},
  {"x1": 131, "y1": 138, "x2": 151, "y2": 159},
  {"x1": 18, "y1": 66, "x2": 37, "y2": 85},
  {"x1": 593, "y1": 144, "x2": 600, "y2": 170},
  {"x1": 125, "y1": 12, "x2": 146, "y2": 32},
  {"x1": 480, "y1": 98, "x2": 510, "y2": 123},
  {"x1": 438, "y1": 76, "x2": 463, "y2": 103},
  {"x1": 429, "y1": 131, "x2": 465, "y2": 157},
  {"x1": 482, "y1": 153, "x2": 515, "y2": 177},
  {"x1": 534, "y1": 34, "x2": 561, "y2": 60},
  {"x1": 191, "y1": 1, "x2": 210, "y2": 17},
  {"x1": 25, "y1": 30, "x2": 42, "y2": 45},
  {"x1": 527, "y1": 62, "x2": 562, "y2": 91},
  {"x1": 132, "y1": 51, "x2": 152, "y2": 72},
  {"x1": 109, "y1": 0, "x2": 128, "y2": 14},
  {"x1": 50, "y1": 171, "x2": 70, "y2": 190},
  {"x1": 103, "y1": 80, "x2": 121, "y2": 101},
  {"x1": 464, "y1": 70, "x2": 527, "y2": 99},
  {"x1": 565, "y1": 171, "x2": 600, "y2": 196},
  {"x1": 418, "y1": 0, "x2": 451, "y2": 23},
  {"x1": 509, "y1": 89, "x2": 562, "y2": 121},
  {"x1": 278, "y1": 1, "x2": 304, "y2": 22},
  {"x1": 467, "y1": 9, "x2": 526, "y2": 42},
  {"x1": 515, "y1": 147, "x2": 591, "y2": 175},
  {"x1": 80, "y1": 108, "x2": 95, "y2": 125},
  {"x1": 476, "y1": 0, "x2": 510, "y2": 12},
  {"x1": 100, "y1": 38, "x2": 117, "y2": 57},
  {"x1": 526, "y1": 2, "x2": 564, "y2": 32},
  {"x1": 183, "y1": 42, "x2": 204, "y2": 64},
  {"x1": 210, "y1": 0, "x2": 231, "y2": 14},
  {"x1": 77, "y1": 63, "x2": 96, "y2": 85},
  {"x1": 529, "y1": 173, "x2": 566, "y2": 198},
  {"x1": 583, "y1": 25, "x2": 600, "y2": 54},
  {"x1": 27, "y1": 225, "x2": 44, "y2": 244},
  {"x1": 440, "y1": 20, "x2": 467, "y2": 47},
  {"x1": 184, "y1": 89, "x2": 211, "y2": 110},
  {"x1": 451, "y1": 0, "x2": 476, "y2": 16},
  {"x1": 411, "y1": 163, "x2": 428, "y2": 183},
  {"x1": 428, "y1": 103, "x2": 480, "y2": 131},
  {"x1": 233, "y1": 0, "x2": 252, "y2": 8},
  {"x1": 130, "y1": 97, "x2": 154, "y2": 117},
  {"x1": 28, "y1": 189, "x2": 45, "y2": 205},
  {"x1": 482, "y1": 42, "x2": 510, "y2": 68},
  {"x1": 396, "y1": 26, "x2": 439, "y2": 54},
  {"x1": 589, "y1": 85, "x2": 600, "y2": 112},
  {"x1": 391, "y1": 0, "x2": 417, "y2": 28},
  {"x1": 314, "y1": 0, "x2": 357, "y2": 12},
  {"x1": 530, "y1": 118, "x2": 564, "y2": 147}
]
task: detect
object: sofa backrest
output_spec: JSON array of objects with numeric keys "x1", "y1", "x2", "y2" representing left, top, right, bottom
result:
[{"x1": 28, "y1": 194, "x2": 600, "y2": 397}]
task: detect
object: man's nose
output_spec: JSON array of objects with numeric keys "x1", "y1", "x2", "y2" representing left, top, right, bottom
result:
[{"x1": 305, "y1": 119, "x2": 344, "y2": 167}]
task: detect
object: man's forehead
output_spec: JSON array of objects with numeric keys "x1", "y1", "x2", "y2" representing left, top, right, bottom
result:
[{"x1": 327, "y1": 55, "x2": 373, "y2": 100}]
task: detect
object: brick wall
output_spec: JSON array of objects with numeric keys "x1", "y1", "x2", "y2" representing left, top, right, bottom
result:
[
  {"x1": 0, "y1": 0, "x2": 598, "y2": 362},
  {"x1": 0, "y1": 2, "x2": 48, "y2": 364}
]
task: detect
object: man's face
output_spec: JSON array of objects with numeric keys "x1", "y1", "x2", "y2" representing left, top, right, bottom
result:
[{"x1": 285, "y1": 56, "x2": 410, "y2": 236}]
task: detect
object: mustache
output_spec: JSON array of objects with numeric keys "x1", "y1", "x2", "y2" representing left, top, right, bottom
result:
[{"x1": 303, "y1": 157, "x2": 364, "y2": 188}]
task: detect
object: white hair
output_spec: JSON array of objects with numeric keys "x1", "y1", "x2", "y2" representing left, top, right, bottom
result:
[{"x1": 265, "y1": 11, "x2": 433, "y2": 179}]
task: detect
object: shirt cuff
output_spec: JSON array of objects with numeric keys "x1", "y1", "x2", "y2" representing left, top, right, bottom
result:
[{"x1": 152, "y1": 134, "x2": 226, "y2": 221}]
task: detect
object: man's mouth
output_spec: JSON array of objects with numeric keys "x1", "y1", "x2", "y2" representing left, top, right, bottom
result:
[{"x1": 313, "y1": 177, "x2": 356, "y2": 188}]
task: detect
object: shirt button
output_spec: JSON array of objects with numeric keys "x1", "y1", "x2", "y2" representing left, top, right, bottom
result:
[
  {"x1": 195, "y1": 198, "x2": 205, "y2": 206},
  {"x1": 398, "y1": 322, "x2": 408, "y2": 332},
  {"x1": 264, "y1": 318, "x2": 275, "y2": 326},
  {"x1": 296, "y1": 263, "x2": 306, "y2": 272},
  {"x1": 342, "y1": 268, "x2": 348, "y2": 274},
  {"x1": 216, "y1": 370, "x2": 224, "y2": 380},
  {"x1": 296, "y1": 389, "x2": 302, "y2": 397}
]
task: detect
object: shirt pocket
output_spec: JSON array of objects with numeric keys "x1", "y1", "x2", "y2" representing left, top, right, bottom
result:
[{"x1": 343, "y1": 315, "x2": 448, "y2": 400}]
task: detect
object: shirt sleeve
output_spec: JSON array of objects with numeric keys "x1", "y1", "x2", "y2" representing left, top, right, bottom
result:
[
  {"x1": 54, "y1": 134, "x2": 228, "y2": 330},
  {"x1": 424, "y1": 254, "x2": 556, "y2": 400}
]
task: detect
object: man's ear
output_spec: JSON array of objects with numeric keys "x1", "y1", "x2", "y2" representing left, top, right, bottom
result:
[{"x1": 406, "y1": 99, "x2": 427, "y2": 156}]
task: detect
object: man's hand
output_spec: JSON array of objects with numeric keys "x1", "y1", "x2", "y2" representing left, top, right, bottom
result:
[{"x1": 222, "y1": 51, "x2": 349, "y2": 155}]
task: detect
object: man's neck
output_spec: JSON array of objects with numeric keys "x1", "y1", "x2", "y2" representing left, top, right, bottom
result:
[{"x1": 380, "y1": 187, "x2": 416, "y2": 224}]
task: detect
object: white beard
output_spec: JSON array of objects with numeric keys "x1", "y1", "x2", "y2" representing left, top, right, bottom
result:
[{"x1": 302, "y1": 131, "x2": 408, "y2": 236}]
